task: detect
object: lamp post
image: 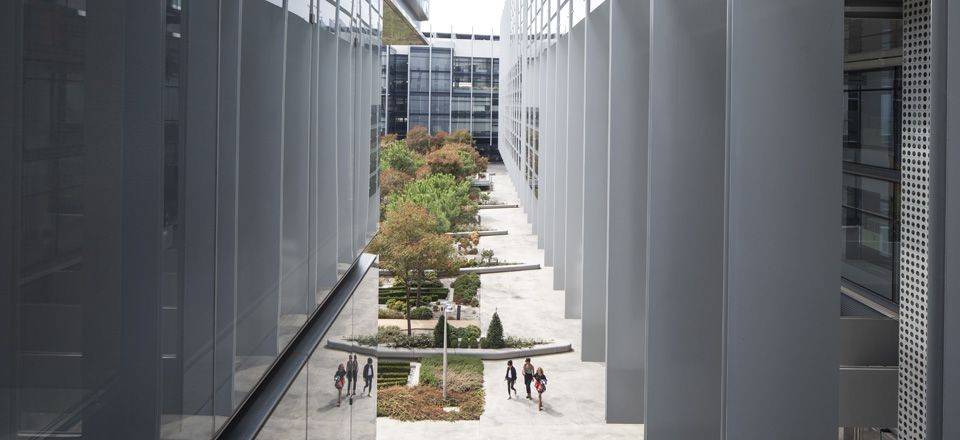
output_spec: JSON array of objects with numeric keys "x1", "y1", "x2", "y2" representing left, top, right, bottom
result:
[{"x1": 440, "y1": 300, "x2": 453, "y2": 400}]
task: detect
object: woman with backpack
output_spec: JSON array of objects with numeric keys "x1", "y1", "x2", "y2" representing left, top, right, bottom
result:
[
  {"x1": 334, "y1": 363, "x2": 347, "y2": 407},
  {"x1": 533, "y1": 367, "x2": 548, "y2": 411}
]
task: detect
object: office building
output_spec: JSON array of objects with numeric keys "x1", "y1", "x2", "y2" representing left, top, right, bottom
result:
[
  {"x1": 499, "y1": 0, "x2": 958, "y2": 438},
  {"x1": 381, "y1": 31, "x2": 502, "y2": 160},
  {"x1": 1, "y1": 0, "x2": 424, "y2": 438}
]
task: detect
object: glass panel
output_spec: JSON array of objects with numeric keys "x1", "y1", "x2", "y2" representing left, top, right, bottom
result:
[{"x1": 843, "y1": 68, "x2": 901, "y2": 169}]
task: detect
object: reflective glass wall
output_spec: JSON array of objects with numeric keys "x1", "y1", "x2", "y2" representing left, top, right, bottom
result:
[
  {"x1": 0, "y1": 0, "x2": 382, "y2": 438},
  {"x1": 381, "y1": 32, "x2": 502, "y2": 161},
  {"x1": 842, "y1": 17, "x2": 902, "y2": 304}
]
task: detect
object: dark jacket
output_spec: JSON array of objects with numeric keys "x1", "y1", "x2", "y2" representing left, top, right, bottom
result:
[
  {"x1": 505, "y1": 365, "x2": 517, "y2": 381},
  {"x1": 363, "y1": 363, "x2": 374, "y2": 379}
]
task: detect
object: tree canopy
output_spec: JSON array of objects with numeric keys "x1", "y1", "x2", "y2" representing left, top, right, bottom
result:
[{"x1": 385, "y1": 173, "x2": 477, "y2": 233}]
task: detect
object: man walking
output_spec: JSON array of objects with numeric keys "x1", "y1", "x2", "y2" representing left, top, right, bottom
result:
[
  {"x1": 522, "y1": 358, "x2": 535, "y2": 399},
  {"x1": 505, "y1": 360, "x2": 518, "y2": 399},
  {"x1": 363, "y1": 357, "x2": 375, "y2": 397},
  {"x1": 346, "y1": 354, "x2": 359, "y2": 395}
]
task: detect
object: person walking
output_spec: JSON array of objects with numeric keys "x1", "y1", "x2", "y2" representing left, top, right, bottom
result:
[
  {"x1": 534, "y1": 367, "x2": 548, "y2": 411},
  {"x1": 505, "y1": 360, "x2": 518, "y2": 399},
  {"x1": 334, "y1": 363, "x2": 347, "y2": 407},
  {"x1": 522, "y1": 358, "x2": 535, "y2": 399},
  {"x1": 346, "y1": 354, "x2": 359, "y2": 395},
  {"x1": 362, "y1": 357, "x2": 375, "y2": 397}
]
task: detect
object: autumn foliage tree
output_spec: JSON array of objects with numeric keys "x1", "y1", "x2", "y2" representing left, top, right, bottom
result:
[
  {"x1": 405, "y1": 126, "x2": 432, "y2": 154},
  {"x1": 379, "y1": 168, "x2": 412, "y2": 200},
  {"x1": 370, "y1": 202, "x2": 456, "y2": 335},
  {"x1": 424, "y1": 143, "x2": 487, "y2": 180}
]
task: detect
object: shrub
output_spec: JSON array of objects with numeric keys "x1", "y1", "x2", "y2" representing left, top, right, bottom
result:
[
  {"x1": 486, "y1": 312, "x2": 504, "y2": 349},
  {"x1": 391, "y1": 333, "x2": 433, "y2": 348},
  {"x1": 378, "y1": 308, "x2": 405, "y2": 319},
  {"x1": 433, "y1": 317, "x2": 455, "y2": 348},
  {"x1": 458, "y1": 324, "x2": 481, "y2": 340},
  {"x1": 378, "y1": 325, "x2": 404, "y2": 341},
  {"x1": 380, "y1": 133, "x2": 398, "y2": 145},
  {"x1": 380, "y1": 140, "x2": 423, "y2": 175},
  {"x1": 409, "y1": 306, "x2": 434, "y2": 320},
  {"x1": 503, "y1": 336, "x2": 550, "y2": 349},
  {"x1": 387, "y1": 298, "x2": 407, "y2": 313},
  {"x1": 385, "y1": 173, "x2": 477, "y2": 233},
  {"x1": 452, "y1": 273, "x2": 481, "y2": 306}
]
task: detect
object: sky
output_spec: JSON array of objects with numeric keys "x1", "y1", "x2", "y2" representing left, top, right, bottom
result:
[{"x1": 422, "y1": 0, "x2": 506, "y2": 35}]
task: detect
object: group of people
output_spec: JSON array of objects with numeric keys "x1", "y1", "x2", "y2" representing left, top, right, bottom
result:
[
  {"x1": 334, "y1": 354, "x2": 375, "y2": 407},
  {"x1": 504, "y1": 358, "x2": 548, "y2": 411}
]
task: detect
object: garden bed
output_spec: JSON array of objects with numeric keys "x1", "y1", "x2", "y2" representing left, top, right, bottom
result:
[
  {"x1": 377, "y1": 355, "x2": 484, "y2": 421},
  {"x1": 377, "y1": 361, "x2": 411, "y2": 389}
]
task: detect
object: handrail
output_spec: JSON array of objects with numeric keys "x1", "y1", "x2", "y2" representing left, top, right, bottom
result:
[{"x1": 214, "y1": 253, "x2": 377, "y2": 440}]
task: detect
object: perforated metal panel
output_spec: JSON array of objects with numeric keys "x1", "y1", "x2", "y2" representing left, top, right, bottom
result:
[{"x1": 898, "y1": 1, "x2": 933, "y2": 438}]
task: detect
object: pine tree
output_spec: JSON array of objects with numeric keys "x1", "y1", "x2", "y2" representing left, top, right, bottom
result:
[{"x1": 487, "y1": 312, "x2": 504, "y2": 349}]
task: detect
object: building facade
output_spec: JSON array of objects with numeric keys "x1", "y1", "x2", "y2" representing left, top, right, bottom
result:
[
  {"x1": 0, "y1": 0, "x2": 414, "y2": 438},
  {"x1": 500, "y1": 0, "x2": 958, "y2": 438},
  {"x1": 381, "y1": 31, "x2": 502, "y2": 160}
]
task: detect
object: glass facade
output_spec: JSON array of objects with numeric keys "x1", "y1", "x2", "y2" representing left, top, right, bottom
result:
[
  {"x1": 382, "y1": 32, "x2": 502, "y2": 160},
  {"x1": 1, "y1": 0, "x2": 382, "y2": 438},
  {"x1": 842, "y1": 17, "x2": 902, "y2": 304}
]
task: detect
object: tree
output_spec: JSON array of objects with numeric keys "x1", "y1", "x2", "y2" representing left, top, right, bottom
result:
[
  {"x1": 370, "y1": 202, "x2": 457, "y2": 335},
  {"x1": 380, "y1": 140, "x2": 423, "y2": 176},
  {"x1": 424, "y1": 143, "x2": 487, "y2": 181},
  {"x1": 433, "y1": 316, "x2": 455, "y2": 348},
  {"x1": 486, "y1": 312, "x2": 504, "y2": 349},
  {"x1": 385, "y1": 173, "x2": 477, "y2": 233},
  {"x1": 445, "y1": 129, "x2": 475, "y2": 146},
  {"x1": 430, "y1": 130, "x2": 449, "y2": 150},
  {"x1": 379, "y1": 168, "x2": 412, "y2": 200},
  {"x1": 406, "y1": 126, "x2": 432, "y2": 154},
  {"x1": 380, "y1": 133, "x2": 398, "y2": 145}
]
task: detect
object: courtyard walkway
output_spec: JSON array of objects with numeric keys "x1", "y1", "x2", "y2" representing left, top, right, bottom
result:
[{"x1": 377, "y1": 164, "x2": 644, "y2": 439}]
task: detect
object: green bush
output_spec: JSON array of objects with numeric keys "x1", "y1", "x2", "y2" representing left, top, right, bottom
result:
[
  {"x1": 387, "y1": 298, "x2": 407, "y2": 313},
  {"x1": 432, "y1": 317, "x2": 458, "y2": 348},
  {"x1": 503, "y1": 336, "x2": 550, "y2": 349},
  {"x1": 378, "y1": 308, "x2": 405, "y2": 319},
  {"x1": 452, "y1": 273, "x2": 481, "y2": 306},
  {"x1": 391, "y1": 333, "x2": 434, "y2": 348},
  {"x1": 457, "y1": 325, "x2": 481, "y2": 341},
  {"x1": 486, "y1": 312, "x2": 504, "y2": 349},
  {"x1": 410, "y1": 306, "x2": 434, "y2": 320}
]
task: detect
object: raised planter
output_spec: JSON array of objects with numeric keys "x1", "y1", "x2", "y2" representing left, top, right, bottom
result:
[
  {"x1": 446, "y1": 230, "x2": 509, "y2": 238},
  {"x1": 327, "y1": 338, "x2": 573, "y2": 360},
  {"x1": 478, "y1": 203, "x2": 519, "y2": 209},
  {"x1": 379, "y1": 263, "x2": 539, "y2": 277},
  {"x1": 459, "y1": 263, "x2": 541, "y2": 274}
]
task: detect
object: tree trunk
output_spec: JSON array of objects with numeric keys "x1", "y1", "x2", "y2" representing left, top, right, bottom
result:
[
  {"x1": 415, "y1": 270, "x2": 423, "y2": 308},
  {"x1": 405, "y1": 283, "x2": 412, "y2": 336}
]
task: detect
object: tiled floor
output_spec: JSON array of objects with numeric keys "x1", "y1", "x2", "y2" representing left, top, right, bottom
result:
[{"x1": 377, "y1": 164, "x2": 644, "y2": 440}]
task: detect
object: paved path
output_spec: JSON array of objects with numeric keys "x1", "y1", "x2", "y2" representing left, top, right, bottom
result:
[{"x1": 378, "y1": 164, "x2": 644, "y2": 439}]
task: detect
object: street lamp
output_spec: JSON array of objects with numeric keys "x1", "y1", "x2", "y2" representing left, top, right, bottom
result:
[{"x1": 439, "y1": 300, "x2": 454, "y2": 400}]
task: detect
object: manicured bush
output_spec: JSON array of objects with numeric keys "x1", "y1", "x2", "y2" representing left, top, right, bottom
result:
[
  {"x1": 486, "y1": 312, "x2": 504, "y2": 349},
  {"x1": 409, "y1": 306, "x2": 434, "y2": 320},
  {"x1": 387, "y1": 298, "x2": 407, "y2": 313},
  {"x1": 391, "y1": 333, "x2": 434, "y2": 348}
]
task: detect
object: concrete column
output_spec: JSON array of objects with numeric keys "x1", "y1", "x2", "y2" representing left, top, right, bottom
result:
[
  {"x1": 564, "y1": 22, "x2": 585, "y2": 318},
  {"x1": 724, "y1": 0, "x2": 840, "y2": 437},
  {"x1": 605, "y1": 0, "x2": 649, "y2": 424},
  {"x1": 544, "y1": 46, "x2": 556, "y2": 265},
  {"x1": 581, "y1": 1, "x2": 610, "y2": 363},
  {"x1": 553, "y1": 36, "x2": 568, "y2": 290},
  {"x1": 643, "y1": 0, "x2": 841, "y2": 437}
]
